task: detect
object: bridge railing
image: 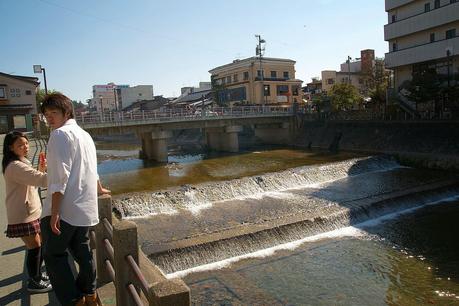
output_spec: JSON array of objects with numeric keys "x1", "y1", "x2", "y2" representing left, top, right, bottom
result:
[
  {"x1": 91, "y1": 195, "x2": 190, "y2": 306},
  {"x1": 76, "y1": 106, "x2": 293, "y2": 125}
]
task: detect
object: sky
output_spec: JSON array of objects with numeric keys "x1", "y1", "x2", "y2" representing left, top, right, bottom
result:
[{"x1": 1, "y1": 0, "x2": 388, "y2": 103}]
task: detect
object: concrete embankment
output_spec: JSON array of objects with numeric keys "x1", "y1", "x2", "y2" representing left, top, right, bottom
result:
[{"x1": 295, "y1": 120, "x2": 459, "y2": 170}]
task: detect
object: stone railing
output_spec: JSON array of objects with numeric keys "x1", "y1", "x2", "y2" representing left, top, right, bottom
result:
[{"x1": 91, "y1": 195, "x2": 190, "y2": 306}]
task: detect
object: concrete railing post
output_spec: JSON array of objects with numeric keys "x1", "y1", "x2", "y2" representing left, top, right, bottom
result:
[
  {"x1": 95, "y1": 194, "x2": 113, "y2": 285},
  {"x1": 113, "y1": 220, "x2": 140, "y2": 306},
  {"x1": 148, "y1": 279, "x2": 191, "y2": 306}
]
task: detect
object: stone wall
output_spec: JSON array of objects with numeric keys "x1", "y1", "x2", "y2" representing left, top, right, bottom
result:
[{"x1": 294, "y1": 120, "x2": 459, "y2": 170}]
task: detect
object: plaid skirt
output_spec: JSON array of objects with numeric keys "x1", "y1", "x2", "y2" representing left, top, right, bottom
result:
[{"x1": 5, "y1": 219, "x2": 41, "y2": 238}]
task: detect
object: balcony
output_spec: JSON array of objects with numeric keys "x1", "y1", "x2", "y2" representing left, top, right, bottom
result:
[
  {"x1": 385, "y1": 36, "x2": 459, "y2": 68},
  {"x1": 385, "y1": 3, "x2": 459, "y2": 40},
  {"x1": 386, "y1": 0, "x2": 414, "y2": 11}
]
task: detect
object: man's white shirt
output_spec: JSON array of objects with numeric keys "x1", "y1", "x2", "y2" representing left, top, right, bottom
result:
[{"x1": 42, "y1": 119, "x2": 99, "y2": 226}]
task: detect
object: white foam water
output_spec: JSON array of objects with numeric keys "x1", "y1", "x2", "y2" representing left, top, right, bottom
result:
[
  {"x1": 165, "y1": 194, "x2": 459, "y2": 279},
  {"x1": 117, "y1": 156, "x2": 402, "y2": 219}
]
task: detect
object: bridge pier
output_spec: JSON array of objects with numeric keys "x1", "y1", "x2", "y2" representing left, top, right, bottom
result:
[
  {"x1": 255, "y1": 122, "x2": 292, "y2": 145},
  {"x1": 140, "y1": 130, "x2": 173, "y2": 162},
  {"x1": 206, "y1": 125, "x2": 242, "y2": 152}
]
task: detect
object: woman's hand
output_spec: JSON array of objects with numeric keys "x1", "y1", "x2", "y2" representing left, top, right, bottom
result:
[{"x1": 38, "y1": 152, "x2": 47, "y2": 172}]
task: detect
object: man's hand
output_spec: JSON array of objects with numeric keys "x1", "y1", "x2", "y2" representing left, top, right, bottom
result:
[
  {"x1": 98, "y1": 187, "x2": 111, "y2": 195},
  {"x1": 50, "y1": 214, "x2": 61, "y2": 235},
  {"x1": 97, "y1": 180, "x2": 111, "y2": 195}
]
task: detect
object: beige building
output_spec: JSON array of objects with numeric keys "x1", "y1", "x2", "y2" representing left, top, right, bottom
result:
[
  {"x1": 321, "y1": 49, "x2": 377, "y2": 94},
  {"x1": 90, "y1": 83, "x2": 119, "y2": 112},
  {"x1": 385, "y1": 0, "x2": 459, "y2": 89},
  {"x1": 0, "y1": 72, "x2": 40, "y2": 133},
  {"x1": 209, "y1": 57, "x2": 302, "y2": 106}
]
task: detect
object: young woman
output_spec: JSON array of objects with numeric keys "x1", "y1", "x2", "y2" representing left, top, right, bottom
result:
[{"x1": 2, "y1": 131, "x2": 52, "y2": 293}]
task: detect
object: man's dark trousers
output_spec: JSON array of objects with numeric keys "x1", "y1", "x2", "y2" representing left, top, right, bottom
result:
[{"x1": 41, "y1": 216, "x2": 96, "y2": 306}]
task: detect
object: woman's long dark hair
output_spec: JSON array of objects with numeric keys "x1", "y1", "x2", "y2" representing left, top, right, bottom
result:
[{"x1": 2, "y1": 131, "x2": 28, "y2": 174}]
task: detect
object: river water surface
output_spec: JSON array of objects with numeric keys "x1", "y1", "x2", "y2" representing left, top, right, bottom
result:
[{"x1": 95, "y1": 142, "x2": 459, "y2": 305}]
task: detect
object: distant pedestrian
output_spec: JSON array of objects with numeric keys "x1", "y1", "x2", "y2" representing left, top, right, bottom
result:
[
  {"x1": 2, "y1": 131, "x2": 52, "y2": 293},
  {"x1": 40, "y1": 93, "x2": 110, "y2": 306}
]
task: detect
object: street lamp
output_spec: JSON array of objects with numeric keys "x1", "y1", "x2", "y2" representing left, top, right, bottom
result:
[{"x1": 33, "y1": 65, "x2": 48, "y2": 94}]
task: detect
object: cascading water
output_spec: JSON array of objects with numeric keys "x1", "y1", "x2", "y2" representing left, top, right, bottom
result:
[
  {"x1": 111, "y1": 154, "x2": 458, "y2": 277},
  {"x1": 113, "y1": 155, "x2": 400, "y2": 218},
  {"x1": 149, "y1": 187, "x2": 459, "y2": 275}
]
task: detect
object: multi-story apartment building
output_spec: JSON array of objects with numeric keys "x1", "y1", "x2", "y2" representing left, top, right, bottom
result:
[
  {"x1": 90, "y1": 83, "x2": 153, "y2": 111},
  {"x1": 90, "y1": 83, "x2": 123, "y2": 112},
  {"x1": 209, "y1": 57, "x2": 303, "y2": 106},
  {"x1": 0, "y1": 72, "x2": 40, "y2": 133},
  {"x1": 384, "y1": 0, "x2": 459, "y2": 90},
  {"x1": 321, "y1": 49, "x2": 377, "y2": 94}
]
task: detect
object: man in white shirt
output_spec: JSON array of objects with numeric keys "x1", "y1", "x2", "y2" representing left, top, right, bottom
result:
[{"x1": 40, "y1": 93, "x2": 110, "y2": 306}]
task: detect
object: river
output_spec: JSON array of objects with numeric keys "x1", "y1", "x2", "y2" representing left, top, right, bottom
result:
[{"x1": 96, "y1": 141, "x2": 459, "y2": 305}]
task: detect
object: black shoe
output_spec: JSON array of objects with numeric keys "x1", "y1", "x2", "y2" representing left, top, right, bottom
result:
[
  {"x1": 27, "y1": 278, "x2": 53, "y2": 293},
  {"x1": 41, "y1": 272, "x2": 49, "y2": 282}
]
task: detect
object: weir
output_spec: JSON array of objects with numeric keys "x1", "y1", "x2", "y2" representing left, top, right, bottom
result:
[
  {"x1": 112, "y1": 156, "x2": 459, "y2": 277},
  {"x1": 148, "y1": 186, "x2": 459, "y2": 275}
]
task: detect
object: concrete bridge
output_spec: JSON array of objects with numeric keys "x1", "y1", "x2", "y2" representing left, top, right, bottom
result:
[{"x1": 76, "y1": 106, "x2": 296, "y2": 162}]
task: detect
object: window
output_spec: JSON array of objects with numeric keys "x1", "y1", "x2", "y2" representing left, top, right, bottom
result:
[
  {"x1": 13, "y1": 115, "x2": 26, "y2": 129},
  {"x1": 425, "y1": 3, "x2": 430, "y2": 12},
  {"x1": 392, "y1": 42, "x2": 398, "y2": 52},
  {"x1": 264, "y1": 85, "x2": 270, "y2": 96},
  {"x1": 327, "y1": 78, "x2": 335, "y2": 85},
  {"x1": 446, "y1": 28, "x2": 456, "y2": 39},
  {"x1": 270, "y1": 71, "x2": 277, "y2": 78},
  {"x1": 435, "y1": 0, "x2": 440, "y2": 8},
  {"x1": 243, "y1": 71, "x2": 249, "y2": 80},
  {"x1": 277, "y1": 85, "x2": 289, "y2": 95},
  {"x1": 0, "y1": 87, "x2": 5, "y2": 99},
  {"x1": 430, "y1": 33, "x2": 435, "y2": 42},
  {"x1": 226, "y1": 76, "x2": 231, "y2": 83},
  {"x1": 25, "y1": 90, "x2": 32, "y2": 95},
  {"x1": 257, "y1": 70, "x2": 263, "y2": 77},
  {"x1": 391, "y1": 15, "x2": 396, "y2": 23},
  {"x1": 451, "y1": 0, "x2": 457, "y2": 3},
  {"x1": 283, "y1": 71, "x2": 289, "y2": 79},
  {"x1": 233, "y1": 74, "x2": 238, "y2": 82}
]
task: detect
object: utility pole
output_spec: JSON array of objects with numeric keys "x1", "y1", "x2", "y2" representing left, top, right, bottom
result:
[
  {"x1": 346, "y1": 56, "x2": 352, "y2": 85},
  {"x1": 255, "y1": 35, "x2": 266, "y2": 105}
]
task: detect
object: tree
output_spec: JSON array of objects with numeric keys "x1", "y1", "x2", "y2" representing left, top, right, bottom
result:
[
  {"x1": 399, "y1": 68, "x2": 441, "y2": 107},
  {"x1": 36, "y1": 88, "x2": 60, "y2": 108},
  {"x1": 328, "y1": 83, "x2": 361, "y2": 111}
]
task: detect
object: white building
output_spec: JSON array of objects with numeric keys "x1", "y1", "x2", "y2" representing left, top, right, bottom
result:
[
  {"x1": 91, "y1": 83, "x2": 153, "y2": 111},
  {"x1": 384, "y1": 0, "x2": 459, "y2": 89},
  {"x1": 119, "y1": 85, "x2": 154, "y2": 109}
]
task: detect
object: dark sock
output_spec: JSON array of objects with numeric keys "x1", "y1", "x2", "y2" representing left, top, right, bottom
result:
[{"x1": 26, "y1": 247, "x2": 41, "y2": 281}]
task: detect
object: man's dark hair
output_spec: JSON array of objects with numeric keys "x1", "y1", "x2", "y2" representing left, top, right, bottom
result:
[{"x1": 40, "y1": 92, "x2": 75, "y2": 119}]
